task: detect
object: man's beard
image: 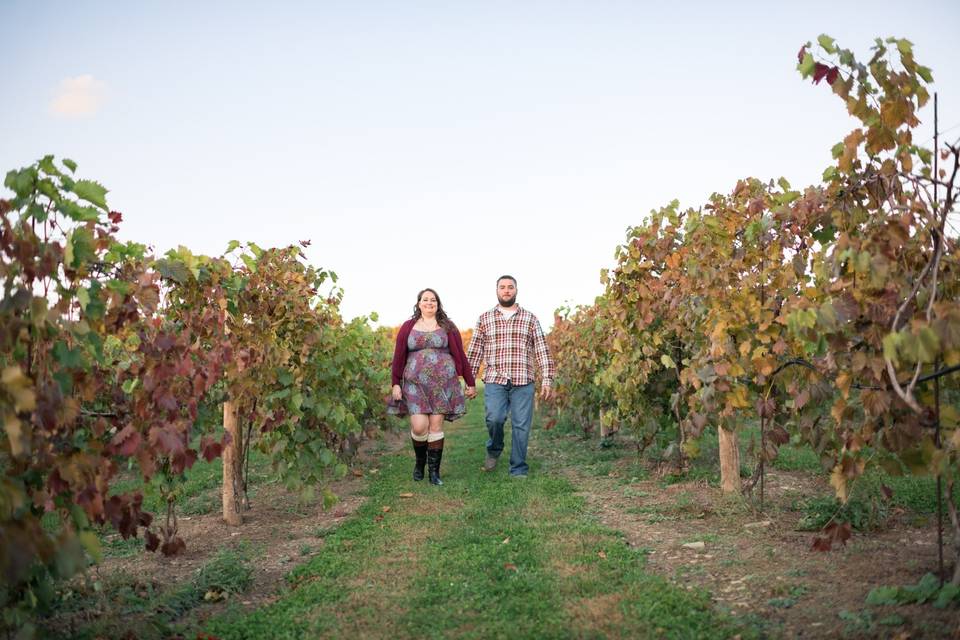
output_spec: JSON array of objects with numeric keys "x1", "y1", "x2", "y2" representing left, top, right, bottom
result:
[{"x1": 498, "y1": 295, "x2": 516, "y2": 307}]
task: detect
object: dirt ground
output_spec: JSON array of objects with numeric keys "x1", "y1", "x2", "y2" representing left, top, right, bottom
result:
[
  {"x1": 45, "y1": 426, "x2": 958, "y2": 639},
  {"x1": 47, "y1": 429, "x2": 409, "y2": 637},
  {"x1": 560, "y1": 454, "x2": 959, "y2": 639}
]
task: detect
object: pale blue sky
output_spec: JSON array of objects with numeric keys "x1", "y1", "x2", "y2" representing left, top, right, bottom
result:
[{"x1": 2, "y1": 1, "x2": 957, "y2": 329}]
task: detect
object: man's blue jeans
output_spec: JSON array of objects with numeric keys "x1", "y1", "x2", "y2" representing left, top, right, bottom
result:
[{"x1": 484, "y1": 382, "x2": 535, "y2": 476}]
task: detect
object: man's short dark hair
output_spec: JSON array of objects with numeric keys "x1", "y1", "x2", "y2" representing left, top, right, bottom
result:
[{"x1": 497, "y1": 275, "x2": 517, "y2": 286}]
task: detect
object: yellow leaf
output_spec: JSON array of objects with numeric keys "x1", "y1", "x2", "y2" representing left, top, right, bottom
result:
[
  {"x1": 4, "y1": 412, "x2": 30, "y2": 457},
  {"x1": 2, "y1": 366, "x2": 36, "y2": 412},
  {"x1": 835, "y1": 372, "x2": 852, "y2": 399},
  {"x1": 830, "y1": 465, "x2": 849, "y2": 503}
]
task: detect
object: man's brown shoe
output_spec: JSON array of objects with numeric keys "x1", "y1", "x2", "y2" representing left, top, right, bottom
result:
[{"x1": 482, "y1": 456, "x2": 498, "y2": 472}]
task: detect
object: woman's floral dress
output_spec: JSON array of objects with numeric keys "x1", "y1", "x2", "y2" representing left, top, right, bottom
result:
[{"x1": 389, "y1": 328, "x2": 466, "y2": 421}]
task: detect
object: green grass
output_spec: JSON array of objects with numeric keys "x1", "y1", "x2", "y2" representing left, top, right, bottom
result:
[{"x1": 202, "y1": 392, "x2": 755, "y2": 640}]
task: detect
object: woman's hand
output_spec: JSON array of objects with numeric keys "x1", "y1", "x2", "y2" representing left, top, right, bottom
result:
[
  {"x1": 392, "y1": 384, "x2": 402, "y2": 401},
  {"x1": 465, "y1": 386, "x2": 476, "y2": 399}
]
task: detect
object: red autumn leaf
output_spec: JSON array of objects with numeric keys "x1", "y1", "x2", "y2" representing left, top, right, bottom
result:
[
  {"x1": 768, "y1": 425, "x2": 790, "y2": 446},
  {"x1": 111, "y1": 424, "x2": 142, "y2": 456},
  {"x1": 812, "y1": 63, "x2": 831, "y2": 85},
  {"x1": 48, "y1": 468, "x2": 69, "y2": 495},
  {"x1": 156, "y1": 392, "x2": 179, "y2": 412},
  {"x1": 149, "y1": 426, "x2": 185, "y2": 455},
  {"x1": 155, "y1": 333, "x2": 176, "y2": 351},
  {"x1": 200, "y1": 436, "x2": 223, "y2": 462},
  {"x1": 826, "y1": 66, "x2": 839, "y2": 85},
  {"x1": 108, "y1": 210, "x2": 123, "y2": 223},
  {"x1": 145, "y1": 529, "x2": 160, "y2": 552},
  {"x1": 811, "y1": 536, "x2": 833, "y2": 552},
  {"x1": 161, "y1": 536, "x2": 186, "y2": 556},
  {"x1": 797, "y1": 45, "x2": 806, "y2": 63},
  {"x1": 171, "y1": 448, "x2": 198, "y2": 474}
]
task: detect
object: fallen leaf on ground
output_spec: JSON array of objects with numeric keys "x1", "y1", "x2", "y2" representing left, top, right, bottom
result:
[
  {"x1": 504, "y1": 563, "x2": 518, "y2": 571},
  {"x1": 598, "y1": 550, "x2": 607, "y2": 559},
  {"x1": 382, "y1": 506, "x2": 391, "y2": 513},
  {"x1": 399, "y1": 492, "x2": 414, "y2": 498},
  {"x1": 502, "y1": 537, "x2": 510, "y2": 544}
]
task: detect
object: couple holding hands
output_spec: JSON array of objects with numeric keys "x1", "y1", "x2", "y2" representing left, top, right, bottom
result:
[{"x1": 388, "y1": 275, "x2": 555, "y2": 486}]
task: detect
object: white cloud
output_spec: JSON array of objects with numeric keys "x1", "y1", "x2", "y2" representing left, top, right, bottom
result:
[{"x1": 50, "y1": 75, "x2": 106, "y2": 117}]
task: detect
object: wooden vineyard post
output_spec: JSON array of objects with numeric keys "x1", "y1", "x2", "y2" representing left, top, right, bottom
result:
[
  {"x1": 222, "y1": 400, "x2": 242, "y2": 526},
  {"x1": 718, "y1": 426, "x2": 741, "y2": 495}
]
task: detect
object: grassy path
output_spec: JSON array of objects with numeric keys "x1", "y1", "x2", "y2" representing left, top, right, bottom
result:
[{"x1": 205, "y1": 393, "x2": 750, "y2": 639}]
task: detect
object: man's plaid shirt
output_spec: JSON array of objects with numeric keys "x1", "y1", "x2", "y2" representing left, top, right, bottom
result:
[{"x1": 466, "y1": 306, "x2": 555, "y2": 387}]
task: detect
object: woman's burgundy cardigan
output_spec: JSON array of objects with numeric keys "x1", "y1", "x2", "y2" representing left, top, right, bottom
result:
[{"x1": 391, "y1": 318, "x2": 476, "y2": 387}]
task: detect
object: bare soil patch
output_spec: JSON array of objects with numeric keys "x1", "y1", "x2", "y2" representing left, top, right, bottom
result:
[
  {"x1": 559, "y1": 455, "x2": 958, "y2": 639},
  {"x1": 49, "y1": 429, "x2": 409, "y2": 636}
]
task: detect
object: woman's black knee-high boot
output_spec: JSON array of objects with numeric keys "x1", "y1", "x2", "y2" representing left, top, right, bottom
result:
[
  {"x1": 412, "y1": 439, "x2": 427, "y2": 481},
  {"x1": 427, "y1": 439, "x2": 444, "y2": 486}
]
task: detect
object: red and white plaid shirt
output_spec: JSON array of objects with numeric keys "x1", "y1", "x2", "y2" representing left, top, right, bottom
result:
[{"x1": 466, "y1": 306, "x2": 555, "y2": 388}]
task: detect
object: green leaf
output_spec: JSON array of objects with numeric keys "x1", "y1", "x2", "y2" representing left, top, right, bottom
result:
[
  {"x1": 60, "y1": 200, "x2": 101, "y2": 222},
  {"x1": 78, "y1": 531, "x2": 103, "y2": 563},
  {"x1": 62, "y1": 158, "x2": 78, "y2": 173},
  {"x1": 71, "y1": 180, "x2": 109, "y2": 210},
  {"x1": 882, "y1": 332, "x2": 902, "y2": 366},
  {"x1": 322, "y1": 488, "x2": 338, "y2": 510},
  {"x1": 896, "y1": 39, "x2": 913, "y2": 56},
  {"x1": 154, "y1": 258, "x2": 192, "y2": 284},
  {"x1": 916, "y1": 65, "x2": 933, "y2": 83},
  {"x1": 77, "y1": 287, "x2": 91, "y2": 312},
  {"x1": 660, "y1": 354, "x2": 676, "y2": 370},
  {"x1": 817, "y1": 34, "x2": 836, "y2": 54},
  {"x1": 53, "y1": 342, "x2": 85, "y2": 369},
  {"x1": 122, "y1": 378, "x2": 139, "y2": 394},
  {"x1": 39, "y1": 155, "x2": 62, "y2": 177},
  {"x1": 933, "y1": 583, "x2": 960, "y2": 609},
  {"x1": 225, "y1": 240, "x2": 241, "y2": 253},
  {"x1": 5, "y1": 166, "x2": 38, "y2": 198},
  {"x1": 798, "y1": 52, "x2": 816, "y2": 77},
  {"x1": 865, "y1": 585, "x2": 900, "y2": 606},
  {"x1": 777, "y1": 177, "x2": 792, "y2": 191},
  {"x1": 916, "y1": 327, "x2": 940, "y2": 363}
]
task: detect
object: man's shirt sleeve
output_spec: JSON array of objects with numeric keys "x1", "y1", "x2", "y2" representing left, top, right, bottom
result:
[{"x1": 532, "y1": 317, "x2": 555, "y2": 387}]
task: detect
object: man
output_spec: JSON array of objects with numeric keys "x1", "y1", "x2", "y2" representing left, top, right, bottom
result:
[{"x1": 466, "y1": 275, "x2": 555, "y2": 478}]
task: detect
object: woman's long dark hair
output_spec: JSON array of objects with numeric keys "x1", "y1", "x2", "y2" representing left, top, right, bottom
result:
[{"x1": 412, "y1": 288, "x2": 454, "y2": 330}]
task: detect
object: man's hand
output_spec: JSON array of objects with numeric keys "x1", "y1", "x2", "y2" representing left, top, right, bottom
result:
[
  {"x1": 465, "y1": 386, "x2": 477, "y2": 400},
  {"x1": 539, "y1": 386, "x2": 553, "y2": 401},
  {"x1": 392, "y1": 384, "x2": 403, "y2": 401}
]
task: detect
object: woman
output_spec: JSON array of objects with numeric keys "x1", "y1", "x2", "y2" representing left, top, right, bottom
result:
[{"x1": 389, "y1": 288, "x2": 476, "y2": 485}]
